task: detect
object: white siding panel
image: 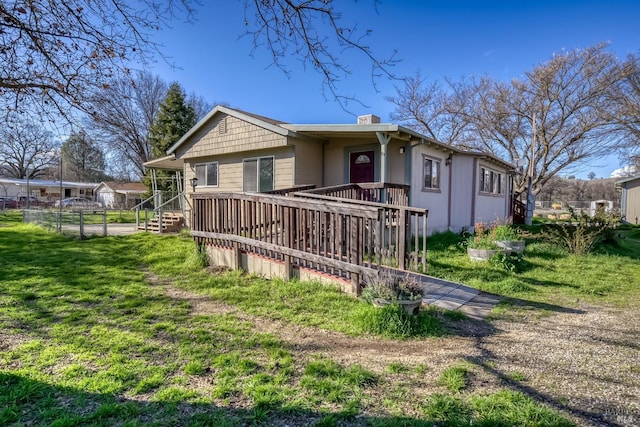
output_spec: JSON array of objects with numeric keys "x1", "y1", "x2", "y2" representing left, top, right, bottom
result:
[
  {"x1": 449, "y1": 156, "x2": 474, "y2": 232},
  {"x1": 409, "y1": 145, "x2": 450, "y2": 234}
]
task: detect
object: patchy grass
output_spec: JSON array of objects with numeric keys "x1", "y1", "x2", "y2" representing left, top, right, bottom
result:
[
  {"x1": 423, "y1": 229, "x2": 640, "y2": 308},
  {"x1": 0, "y1": 221, "x2": 577, "y2": 425},
  {"x1": 436, "y1": 364, "x2": 470, "y2": 393}
]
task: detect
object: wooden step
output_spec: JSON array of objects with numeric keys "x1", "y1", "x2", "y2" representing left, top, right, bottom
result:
[{"x1": 137, "y1": 212, "x2": 185, "y2": 233}]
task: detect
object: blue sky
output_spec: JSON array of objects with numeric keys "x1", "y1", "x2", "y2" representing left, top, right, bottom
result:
[{"x1": 151, "y1": 0, "x2": 639, "y2": 178}]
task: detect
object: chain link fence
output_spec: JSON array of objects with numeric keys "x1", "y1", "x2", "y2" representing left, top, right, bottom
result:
[{"x1": 23, "y1": 209, "x2": 108, "y2": 239}]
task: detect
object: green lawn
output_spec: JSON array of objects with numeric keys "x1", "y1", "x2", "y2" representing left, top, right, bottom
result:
[
  {"x1": 4, "y1": 217, "x2": 636, "y2": 425},
  {"x1": 422, "y1": 227, "x2": 640, "y2": 311}
]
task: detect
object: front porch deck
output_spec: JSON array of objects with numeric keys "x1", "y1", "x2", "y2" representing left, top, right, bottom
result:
[{"x1": 190, "y1": 183, "x2": 427, "y2": 294}]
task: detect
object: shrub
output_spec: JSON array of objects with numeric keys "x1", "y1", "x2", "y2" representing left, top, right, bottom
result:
[
  {"x1": 360, "y1": 273, "x2": 424, "y2": 302},
  {"x1": 490, "y1": 252, "x2": 525, "y2": 273},
  {"x1": 464, "y1": 222, "x2": 501, "y2": 250},
  {"x1": 540, "y1": 208, "x2": 621, "y2": 254}
]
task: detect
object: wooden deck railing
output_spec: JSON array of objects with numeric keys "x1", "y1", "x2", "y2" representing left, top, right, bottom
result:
[
  {"x1": 301, "y1": 182, "x2": 410, "y2": 206},
  {"x1": 292, "y1": 191, "x2": 428, "y2": 271},
  {"x1": 190, "y1": 183, "x2": 427, "y2": 293},
  {"x1": 191, "y1": 192, "x2": 382, "y2": 291},
  {"x1": 264, "y1": 184, "x2": 317, "y2": 197}
]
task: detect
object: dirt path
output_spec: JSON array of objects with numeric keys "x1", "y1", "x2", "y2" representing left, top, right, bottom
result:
[{"x1": 151, "y1": 272, "x2": 640, "y2": 426}]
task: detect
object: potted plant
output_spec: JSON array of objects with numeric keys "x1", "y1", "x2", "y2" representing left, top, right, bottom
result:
[
  {"x1": 361, "y1": 274, "x2": 424, "y2": 315},
  {"x1": 465, "y1": 222, "x2": 504, "y2": 261},
  {"x1": 493, "y1": 224, "x2": 525, "y2": 255}
]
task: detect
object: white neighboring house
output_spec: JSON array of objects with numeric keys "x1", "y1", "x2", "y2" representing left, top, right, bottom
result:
[
  {"x1": 95, "y1": 181, "x2": 147, "y2": 209},
  {"x1": 0, "y1": 177, "x2": 97, "y2": 201}
]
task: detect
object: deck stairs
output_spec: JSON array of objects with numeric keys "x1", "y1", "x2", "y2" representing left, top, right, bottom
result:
[{"x1": 138, "y1": 211, "x2": 184, "y2": 233}]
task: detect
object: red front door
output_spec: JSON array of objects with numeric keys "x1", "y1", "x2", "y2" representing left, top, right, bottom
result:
[{"x1": 349, "y1": 151, "x2": 375, "y2": 183}]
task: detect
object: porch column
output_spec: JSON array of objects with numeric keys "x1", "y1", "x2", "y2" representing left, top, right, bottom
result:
[{"x1": 376, "y1": 132, "x2": 391, "y2": 183}]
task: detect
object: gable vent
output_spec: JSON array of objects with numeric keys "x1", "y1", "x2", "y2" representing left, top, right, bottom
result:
[{"x1": 218, "y1": 117, "x2": 227, "y2": 134}]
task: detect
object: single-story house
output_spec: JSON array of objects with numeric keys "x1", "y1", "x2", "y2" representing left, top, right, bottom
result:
[
  {"x1": 95, "y1": 181, "x2": 147, "y2": 209},
  {"x1": 145, "y1": 105, "x2": 515, "y2": 234},
  {"x1": 616, "y1": 174, "x2": 640, "y2": 224},
  {"x1": 0, "y1": 177, "x2": 97, "y2": 202}
]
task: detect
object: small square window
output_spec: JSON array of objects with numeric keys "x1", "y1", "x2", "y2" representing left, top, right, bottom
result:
[
  {"x1": 423, "y1": 156, "x2": 441, "y2": 190},
  {"x1": 480, "y1": 167, "x2": 504, "y2": 195},
  {"x1": 195, "y1": 162, "x2": 218, "y2": 187}
]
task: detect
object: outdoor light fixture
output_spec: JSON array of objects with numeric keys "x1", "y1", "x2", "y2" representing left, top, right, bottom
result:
[
  {"x1": 399, "y1": 146, "x2": 406, "y2": 154},
  {"x1": 190, "y1": 177, "x2": 198, "y2": 192},
  {"x1": 445, "y1": 153, "x2": 453, "y2": 167}
]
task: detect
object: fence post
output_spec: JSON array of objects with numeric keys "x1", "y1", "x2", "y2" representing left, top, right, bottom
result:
[
  {"x1": 103, "y1": 210, "x2": 107, "y2": 236},
  {"x1": 79, "y1": 210, "x2": 84, "y2": 239},
  {"x1": 135, "y1": 207, "x2": 140, "y2": 229}
]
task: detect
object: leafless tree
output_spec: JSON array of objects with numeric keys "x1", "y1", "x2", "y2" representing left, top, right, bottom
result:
[
  {"x1": 0, "y1": 120, "x2": 59, "y2": 178},
  {"x1": 89, "y1": 72, "x2": 168, "y2": 178},
  {"x1": 609, "y1": 53, "x2": 640, "y2": 167},
  {"x1": 243, "y1": 0, "x2": 399, "y2": 108},
  {"x1": 0, "y1": 0, "x2": 197, "y2": 122},
  {"x1": 88, "y1": 72, "x2": 212, "y2": 179},
  {"x1": 187, "y1": 92, "x2": 213, "y2": 121},
  {"x1": 390, "y1": 44, "x2": 628, "y2": 195},
  {"x1": 61, "y1": 130, "x2": 106, "y2": 182},
  {"x1": 388, "y1": 73, "x2": 467, "y2": 144}
]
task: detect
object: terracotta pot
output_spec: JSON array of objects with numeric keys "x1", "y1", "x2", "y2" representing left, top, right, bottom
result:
[
  {"x1": 372, "y1": 298, "x2": 422, "y2": 315},
  {"x1": 467, "y1": 247, "x2": 503, "y2": 261}
]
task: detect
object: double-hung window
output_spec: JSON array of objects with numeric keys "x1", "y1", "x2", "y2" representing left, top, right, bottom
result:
[
  {"x1": 243, "y1": 156, "x2": 274, "y2": 192},
  {"x1": 195, "y1": 162, "x2": 218, "y2": 187},
  {"x1": 423, "y1": 155, "x2": 441, "y2": 190},
  {"x1": 480, "y1": 167, "x2": 504, "y2": 195}
]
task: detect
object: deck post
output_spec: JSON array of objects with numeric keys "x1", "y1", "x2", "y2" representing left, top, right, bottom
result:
[
  {"x1": 398, "y1": 208, "x2": 407, "y2": 270},
  {"x1": 351, "y1": 273, "x2": 361, "y2": 296},
  {"x1": 233, "y1": 241, "x2": 242, "y2": 270},
  {"x1": 284, "y1": 255, "x2": 293, "y2": 280}
]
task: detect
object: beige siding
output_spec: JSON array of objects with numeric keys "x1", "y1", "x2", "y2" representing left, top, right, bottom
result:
[
  {"x1": 292, "y1": 139, "x2": 323, "y2": 185},
  {"x1": 177, "y1": 113, "x2": 288, "y2": 158},
  {"x1": 185, "y1": 147, "x2": 294, "y2": 194},
  {"x1": 323, "y1": 136, "x2": 407, "y2": 186},
  {"x1": 624, "y1": 179, "x2": 640, "y2": 223},
  {"x1": 387, "y1": 141, "x2": 406, "y2": 184}
]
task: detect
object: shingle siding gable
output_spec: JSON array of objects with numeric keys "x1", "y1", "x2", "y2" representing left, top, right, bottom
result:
[{"x1": 176, "y1": 113, "x2": 288, "y2": 159}]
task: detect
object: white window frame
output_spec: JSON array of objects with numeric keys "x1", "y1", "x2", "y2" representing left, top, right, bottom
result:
[
  {"x1": 194, "y1": 162, "x2": 219, "y2": 187},
  {"x1": 479, "y1": 166, "x2": 504, "y2": 195},
  {"x1": 243, "y1": 156, "x2": 274, "y2": 192},
  {"x1": 422, "y1": 154, "x2": 441, "y2": 191}
]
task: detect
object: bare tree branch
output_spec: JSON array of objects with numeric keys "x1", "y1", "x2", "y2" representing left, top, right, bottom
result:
[
  {"x1": 244, "y1": 0, "x2": 399, "y2": 110},
  {"x1": 390, "y1": 43, "x2": 628, "y2": 195},
  {"x1": 0, "y1": 0, "x2": 197, "y2": 122}
]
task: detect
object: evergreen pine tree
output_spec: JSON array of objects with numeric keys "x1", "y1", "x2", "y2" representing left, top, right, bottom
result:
[{"x1": 146, "y1": 82, "x2": 197, "y2": 193}]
